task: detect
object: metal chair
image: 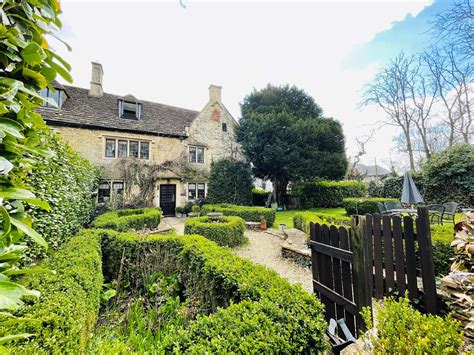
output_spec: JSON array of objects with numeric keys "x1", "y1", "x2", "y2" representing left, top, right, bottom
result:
[
  {"x1": 377, "y1": 202, "x2": 388, "y2": 215},
  {"x1": 428, "y1": 204, "x2": 445, "y2": 225},
  {"x1": 428, "y1": 202, "x2": 458, "y2": 225},
  {"x1": 384, "y1": 201, "x2": 402, "y2": 211}
]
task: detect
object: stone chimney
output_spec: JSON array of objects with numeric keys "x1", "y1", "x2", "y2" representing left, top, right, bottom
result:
[
  {"x1": 89, "y1": 62, "x2": 103, "y2": 97},
  {"x1": 209, "y1": 84, "x2": 222, "y2": 103}
]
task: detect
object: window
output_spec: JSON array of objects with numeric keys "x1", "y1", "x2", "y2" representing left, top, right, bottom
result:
[
  {"x1": 140, "y1": 141, "x2": 149, "y2": 160},
  {"x1": 105, "y1": 139, "x2": 116, "y2": 157},
  {"x1": 189, "y1": 146, "x2": 205, "y2": 164},
  {"x1": 188, "y1": 183, "x2": 205, "y2": 200},
  {"x1": 222, "y1": 122, "x2": 227, "y2": 132},
  {"x1": 188, "y1": 183, "x2": 196, "y2": 200},
  {"x1": 98, "y1": 181, "x2": 124, "y2": 203},
  {"x1": 118, "y1": 140, "x2": 128, "y2": 158},
  {"x1": 104, "y1": 138, "x2": 150, "y2": 160},
  {"x1": 118, "y1": 100, "x2": 142, "y2": 120},
  {"x1": 40, "y1": 88, "x2": 63, "y2": 108}
]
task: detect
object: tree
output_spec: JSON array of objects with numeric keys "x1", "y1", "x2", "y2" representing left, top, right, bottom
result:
[
  {"x1": 237, "y1": 85, "x2": 347, "y2": 206},
  {"x1": 207, "y1": 158, "x2": 253, "y2": 205},
  {"x1": 0, "y1": 0, "x2": 71, "y2": 339}
]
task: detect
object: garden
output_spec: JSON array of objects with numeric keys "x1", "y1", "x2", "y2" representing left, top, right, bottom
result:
[{"x1": 1, "y1": 0, "x2": 473, "y2": 353}]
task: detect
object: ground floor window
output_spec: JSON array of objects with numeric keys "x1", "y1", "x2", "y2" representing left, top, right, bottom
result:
[
  {"x1": 98, "y1": 180, "x2": 124, "y2": 203},
  {"x1": 188, "y1": 182, "x2": 205, "y2": 200}
]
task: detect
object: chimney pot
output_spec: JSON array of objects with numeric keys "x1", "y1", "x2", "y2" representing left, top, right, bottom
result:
[
  {"x1": 209, "y1": 84, "x2": 222, "y2": 103},
  {"x1": 89, "y1": 62, "x2": 104, "y2": 97}
]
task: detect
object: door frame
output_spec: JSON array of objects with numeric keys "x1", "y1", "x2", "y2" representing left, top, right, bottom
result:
[{"x1": 159, "y1": 184, "x2": 176, "y2": 217}]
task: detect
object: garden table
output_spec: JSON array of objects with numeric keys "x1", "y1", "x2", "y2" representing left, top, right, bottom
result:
[{"x1": 387, "y1": 208, "x2": 417, "y2": 216}]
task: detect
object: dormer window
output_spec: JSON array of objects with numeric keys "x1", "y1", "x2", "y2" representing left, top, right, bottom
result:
[
  {"x1": 118, "y1": 99, "x2": 142, "y2": 120},
  {"x1": 40, "y1": 88, "x2": 63, "y2": 108}
]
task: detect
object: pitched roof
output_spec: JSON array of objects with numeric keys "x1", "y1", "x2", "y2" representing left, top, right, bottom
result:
[
  {"x1": 38, "y1": 85, "x2": 199, "y2": 137},
  {"x1": 355, "y1": 163, "x2": 389, "y2": 176}
]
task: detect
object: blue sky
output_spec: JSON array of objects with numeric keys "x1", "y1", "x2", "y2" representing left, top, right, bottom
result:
[{"x1": 55, "y1": 0, "x2": 454, "y2": 171}]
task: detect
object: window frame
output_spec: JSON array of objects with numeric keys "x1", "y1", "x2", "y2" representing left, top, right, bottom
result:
[
  {"x1": 105, "y1": 139, "x2": 116, "y2": 158},
  {"x1": 188, "y1": 182, "x2": 206, "y2": 200},
  {"x1": 189, "y1": 145, "x2": 205, "y2": 164},
  {"x1": 118, "y1": 100, "x2": 142, "y2": 120},
  {"x1": 222, "y1": 122, "x2": 228, "y2": 132},
  {"x1": 40, "y1": 87, "x2": 63, "y2": 108},
  {"x1": 104, "y1": 137, "x2": 151, "y2": 160},
  {"x1": 98, "y1": 180, "x2": 125, "y2": 203}
]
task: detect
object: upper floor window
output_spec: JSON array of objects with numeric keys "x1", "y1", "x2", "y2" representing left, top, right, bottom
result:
[
  {"x1": 222, "y1": 122, "x2": 227, "y2": 132},
  {"x1": 105, "y1": 137, "x2": 150, "y2": 160},
  {"x1": 118, "y1": 100, "x2": 142, "y2": 120},
  {"x1": 189, "y1": 146, "x2": 204, "y2": 164},
  {"x1": 40, "y1": 88, "x2": 63, "y2": 108}
]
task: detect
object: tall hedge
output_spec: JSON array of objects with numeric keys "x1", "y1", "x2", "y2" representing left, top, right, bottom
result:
[
  {"x1": 291, "y1": 180, "x2": 367, "y2": 208},
  {"x1": 206, "y1": 158, "x2": 253, "y2": 206},
  {"x1": 25, "y1": 129, "x2": 98, "y2": 260},
  {"x1": 368, "y1": 173, "x2": 425, "y2": 200}
]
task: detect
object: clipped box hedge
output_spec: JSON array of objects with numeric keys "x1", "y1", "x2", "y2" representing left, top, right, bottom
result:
[
  {"x1": 291, "y1": 180, "x2": 367, "y2": 208},
  {"x1": 91, "y1": 207, "x2": 161, "y2": 231},
  {"x1": 99, "y1": 229, "x2": 327, "y2": 352},
  {"x1": 293, "y1": 211, "x2": 351, "y2": 234},
  {"x1": 201, "y1": 203, "x2": 276, "y2": 227},
  {"x1": 184, "y1": 216, "x2": 246, "y2": 247},
  {"x1": 1, "y1": 229, "x2": 103, "y2": 353},
  {"x1": 343, "y1": 197, "x2": 399, "y2": 215}
]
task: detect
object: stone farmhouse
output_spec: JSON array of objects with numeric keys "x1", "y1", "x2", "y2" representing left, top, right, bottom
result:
[{"x1": 39, "y1": 62, "x2": 240, "y2": 215}]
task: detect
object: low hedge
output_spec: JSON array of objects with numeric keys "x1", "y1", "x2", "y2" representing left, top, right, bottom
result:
[
  {"x1": 91, "y1": 207, "x2": 161, "y2": 231},
  {"x1": 1, "y1": 229, "x2": 103, "y2": 353},
  {"x1": 431, "y1": 224, "x2": 455, "y2": 277},
  {"x1": 343, "y1": 197, "x2": 399, "y2": 215},
  {"x1": 201, "y1": 203, "x2": 276, "y2": 227},
  {"x1": 291, "y1": 180, "x2": 367, "y2": 208},
  {"x1": 184, "y1": 216, "x2": 246, "y2": 247},
  {"x1": 293, "y1": 211, "x2": 351, "y2": 234},
  {"x1": 99, "y1": 229, "x2": 327, "y2": 352},
  {"x1": 252, "y1": 188, "x2": 270, "y2": 206}
]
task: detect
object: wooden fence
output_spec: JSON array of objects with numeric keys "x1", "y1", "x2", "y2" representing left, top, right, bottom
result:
[{"x1": 309, "y1": 206, "x2": 437, "y2": 336}]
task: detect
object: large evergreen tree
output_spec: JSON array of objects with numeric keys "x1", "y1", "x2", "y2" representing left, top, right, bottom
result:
[{"x1": 237, "y1": 85, "x2": 347, "y2": 205}]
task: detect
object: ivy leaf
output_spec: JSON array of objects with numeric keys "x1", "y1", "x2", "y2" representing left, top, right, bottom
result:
[
  {"x1": 0, "y1": 157, "x2": 13, "y2": 176},
  {"x1": 20, "y1": 42, "x2": 45, "y2": 66},
  {"x1": 0, "y1": 118, "x2": 24, "y2": 139},
  {"x1": 9, "y1": 217, "x2": 47, "y2": 249},
  {"x1": 0, "y1": 281, "x2": 40, "y2": 310},
  {"x1": 23, "y1": 198, "x2": 50, "y2": 211},
  {"x1": 0, "y1": 187, "x2": 35, "y2": 200}
]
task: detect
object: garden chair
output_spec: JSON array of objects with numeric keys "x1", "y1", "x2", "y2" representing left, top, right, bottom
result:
[
  {"x1": 429, "y1": 202, "x2": 458, "y2": 225},
  {"x1": 376, "y1": 202, "x2": 388, "y2": 216},
  {"x1": 383, "y1": 201, "x2": 402, "y2": 216}
]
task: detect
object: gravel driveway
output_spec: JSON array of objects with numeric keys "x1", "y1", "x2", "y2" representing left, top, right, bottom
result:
[{"x1": 234, "y1": 230, "x2": 313, "y2": 293}]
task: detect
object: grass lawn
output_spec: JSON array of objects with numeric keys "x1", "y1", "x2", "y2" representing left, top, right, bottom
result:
[{"x1": 273, "y1": 208, "x2": 348, "y2": 229}]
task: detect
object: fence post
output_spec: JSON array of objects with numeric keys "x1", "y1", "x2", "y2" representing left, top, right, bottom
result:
[
  {"x1": 351, "y1": 215, "x2": 372, "y2": 332},
  {"x1": 416, "y1": 206, "x2": 438, "y2": 314}
]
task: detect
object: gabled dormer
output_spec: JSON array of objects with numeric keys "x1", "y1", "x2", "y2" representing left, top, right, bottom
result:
[
  {"x1": 40, "y1": 80, "x2": 67, "y2": 108},
  {"x1": 118, "y1": 94, "x2": 142, "y2": 120}
]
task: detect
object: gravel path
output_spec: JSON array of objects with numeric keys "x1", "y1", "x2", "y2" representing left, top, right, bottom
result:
[{"x1": 234, "y1": 230, "x2": 313, "y2": 293}]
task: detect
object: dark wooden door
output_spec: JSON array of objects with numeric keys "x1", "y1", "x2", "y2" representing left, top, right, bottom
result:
[{"x1": 160, "y1": 184, "x2": 176, "y2": 216}]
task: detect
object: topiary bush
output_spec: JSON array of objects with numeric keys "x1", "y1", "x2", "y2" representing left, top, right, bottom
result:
[
  {"x1": 201, "y1": 203, "x2": 276, "y2": 227},
  {"x1": 252, "y1": 188, "x2": 270, "y2": 206},
  {"x1": 98, "y1": 229, "x2": 328, "y2": 353},
  {"x1": 361, "y1": 296, "x2": 462, "y2": 354},
  {"x1": 0, "y1": 229, "x2": 103, "y2": 353},
  {"x1": 291, "y1": 180, "x2": 367, "y2": 208},
  {"x1": 207, "y1": 158, "x2": 254, "y2": 206},
  {"x1": 184, "y1": 216, "x2": 246, "y2": 247},
  {"x1": 343, "y1": 197, "x2": 399, "y2": 215},
  {"x1": 422, "y1": 144, "x2": 474, "y2": 206},
  {"x1": 25, "y1": 129, "x2": 99, "y2": 261},
  {"x1": 91, "y1": 207, "x2": 161, "y2": 231}
]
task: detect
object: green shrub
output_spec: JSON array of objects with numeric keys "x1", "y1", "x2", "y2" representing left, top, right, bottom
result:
[
  {"x1": 291, "y1": 180, "x2": 367, "y2": 208},
  {"x1": 343, "y1": 197, "x2": 399, "y2": 215},
  {"x1": 184, "y1": 216, "x2": 246, "y2": 247},
  {"x1": 431, "y1": 224, "x2": 455, "y2": 277},
  {"x1": 252, "y1": 188, "x2": 270, "y2": 206},
  {"x1": 25, "y1": 129, "x2": 99, "y2": 260},
  {"x1": 293, "y1": 211, "x2": 351, "y2": 234},
  {"x1": 98, "y1": 229, "x2": 328, "y2": 352},
  {"x1": 201, "y1": 203, "x2": 276, "y2": 227},
  {"x1": 361, "y1": 296, "x2": 462, "y2": 354},
  {"x1": 1, "y1": 229, "x2": 103, "y2": 353},
  {"x1": 207, "y1": 158, "x2": 253, "y2": 206},
  {"x1": 91, "y1": 207, "x2": 161, "y2": 231}
]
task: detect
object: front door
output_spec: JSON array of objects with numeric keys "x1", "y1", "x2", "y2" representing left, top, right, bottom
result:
[{"x1": 160, "y1": 184, "x2": 176, "y2": 216}]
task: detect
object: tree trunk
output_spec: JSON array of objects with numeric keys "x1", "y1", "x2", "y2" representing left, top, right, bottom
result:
[
  {"x1": 402, "y1": 127, "x2": 416, "y2": 171},
  {"x1": 273, "y1": 178, "x2": 288, "y2": 207}
]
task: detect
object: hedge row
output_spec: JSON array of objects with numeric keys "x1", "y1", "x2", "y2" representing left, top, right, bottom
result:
[
  {"x1": 99, "y1": 229, "x2": 328, "y2": 352},
  {"x1": 343, "y1": 197, "x2": 399, "y2": 215},
  {"x1": 291, "y1": 180, "x2": 367, "y2": 208},
  {"x1": 91, "y1": 207, "x2": 161, "y2": 231},
  {"x1": 201, "y1": 203, "x2": 276, "y2": 227},
  {"x1": 184, "y1": 216, "x2": 247, "y2": 247},
  {"x1": 25, "y1": 129, "x2": 98, "y2": 261},
  {"x1": 293, "y1": 211, "x2": 351, "y2": 234},
  {"x1": 252, "y1": 188, "x2": 270, "y2": 206},
  {"x1": 1, "y1": 229, "x2": 103, "y2": 353}
]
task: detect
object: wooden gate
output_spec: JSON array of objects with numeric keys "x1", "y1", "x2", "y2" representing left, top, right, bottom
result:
[{"x1": 309, "y1": 206, "x2": 437, "y2": 336}]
